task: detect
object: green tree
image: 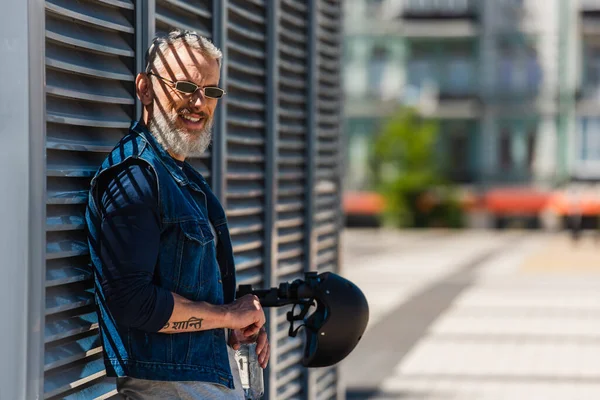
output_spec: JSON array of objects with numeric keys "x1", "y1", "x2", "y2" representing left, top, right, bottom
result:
[{"x1": 371, "y1": 108, "x2": 458, "y2": 227}]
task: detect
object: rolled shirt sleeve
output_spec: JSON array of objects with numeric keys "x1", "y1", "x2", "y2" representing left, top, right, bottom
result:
[{"x1": 98, "y1": 162, "x2": 174, "y2": 332}]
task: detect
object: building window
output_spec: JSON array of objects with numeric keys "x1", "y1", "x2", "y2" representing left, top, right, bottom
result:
[
  {"x1": 527, "y1": 128, "x2": 536, "y2": 170},
  {"x1": 496, "y1": 40, "x2": 542, "y2": 96},
  {"x1": 365, "y1": 0, "x2": 384, "y2": 19},
  {"x1": 579, "y1": 118, "x2": 600, "y2": 162},
  {"x1": 406, "y1": 42, "x2": 437, "y2": 98},
  {"x1": 583, "y1": 44, "x2": 600, "y2": 98},
  {"x1": 367, "y1": 45, "x2": 389, "y2": 98},
  {"x1": 445, "y1": 41, "x2": 475, "y2": 96},
  {"x1": 499, "y1": 128, "x2": 512, "y2": 170}
]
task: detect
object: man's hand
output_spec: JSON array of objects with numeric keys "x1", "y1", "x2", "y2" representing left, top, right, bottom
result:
[
  {"x1": 221, "y1": 294, "x2": 266, "y2": 337},
  {"x1": 229, "y1": 327, "x2": 270, "y2": 369}
]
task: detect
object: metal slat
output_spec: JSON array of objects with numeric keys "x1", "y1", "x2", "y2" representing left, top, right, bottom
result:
[
  {"x1": 46, "y1": 232, "x2": 89, "y2": 260},
  {"x1": 228, "y1": 59, "x2": 266, "y2": 77},
  {"x1": 46, "y1": 43, "x2": 134, "y2": 81},
  {"x1": 277, "y1": 261, "x2": 303, "y2": 277},
  {"x1": 236, "y1": 268, "x2": 264, "y2": 286},
  {"x1": 227, "y1": 96, "x2": 266, "y2": 112},
  {"x1": 277, "y1": 198, "x2": 304, "y2": 213},
  {"x1": 46, "y1": 205, "x2": 86, "y2": 232},
  {"x1": 46, "y1": 70, "x2": 134, "y2": 105},
  {"x1": 229, "y1": 20, "x2": 266, "y2": 41},
  {"x1": 280, "y1": 75, "x2": 306, "y2": 90},
  {"x1": 227, "y1": 218, "x2": 263, "y2": 236},
  {"x1": 46, "y1": 258, "x2": 92, "y2": 287},
  {"x1": 97, "y1": 0, "x2": 134, "y2": 9},
  {"x1": 280, "y1": 107, "x2": 306, "y2": 120},
  {"x1": 46, "y1": 153, "x2": 108, "y2": 178},
  {"x1": 46, "y1": 0, "x2": 134, "y2": 34},
  {"x1": 47, "y1": 98, "x2": 131, "y2": 128},
  {"x1": 282, "y1": 0, "x2": 307, "y2": 14},
  {"x1": 279, "y1": 27, "x2": 307, "y2": 45},
  {"x1": 319, "y1": 0, "x2": 340, "y2": 16},
  {"x1": 47, "y1": 187, "x2": 88, "y2": 205},
  {"x1": 276, "y1": 365, "x2": 303, "y2": 389},
  {"x1": 228, "y1": 39, "x2": 266, "y2": 59},
  {"x1": 60, "y1": 377, "x2": 118, "y2": 400},
  {"x1": 277, "y1": 227, "x2": 304, "y2": 244},
  {"x1": 231, "y1": 234, "x2": 264, "y2": 254},
  {"x1": 280, "y1": 10, "x2": 307, "y2": 29},
  {"x1": 278, "y1": 243, "x2": 303, "y2": 261},
  {"x1": 227, "y1": 131, "x2": 265, "y2": 146},
  {"x1": 227, "y1": 76, "x2": 265, "y2": 94},
  {"x1": 279, "y1": 138, "x2": 305, "y2": 150},
  {"x1": 317, "y1": 29, "x2": 340, "y2": 48},
  {"x1": 46, "y1": 18, "x2": 134, "y2": 58},
  {"x1": 278, "y1": 184, "x2": 304, "y2": 198},
  {"x1": 277, "y1": 335, "x2": 303, "y2": 355},
  {"x1": 227, "y1": 152, "x2": 265, "y2": 164},
  {"x1": 159, "y1": 0, "x2": 211, "y2": 18},
  {"x1": 280, "y1": 43, "x2": 307, "y2": 59},
  {"x1": 155, "y1": 1, "x2": 211, "y2": 36},
  {"x1": 279, "y1": 92, "x2": 306, "y2": 106},
  {"x1": 45, "y1": 310, "x2": 98, "y2": 344},
  {"x1": 228, "y1": 2, "x2": 266, "y2": 25},
  {"x1": 227, "y1": 182, "x2": 265, "y2": 199},
  {"x1": 234, "y1": 251, "x2": 264, "y2": 271},
  {"x1": 279, "y1": 58, "x2": 306, "y2": 75},
  {"x1": 276, "y1": 349, "x2": 304, "y2": 373},
  {"x1": 277, "y1": 382, "x2": 303, "y2": 399},
  {"x1": 45, "y1": 285, "x2": 95, "y2": 316},
  {"x1": 279, "y1": 124, "x2": 305, "y2": 135},
  {"x1": 44, "y1": 333, "x2": 102, "y2": 372},
  {"x1": 43, "y1": 356, "x2": 106, "y2": 399}
]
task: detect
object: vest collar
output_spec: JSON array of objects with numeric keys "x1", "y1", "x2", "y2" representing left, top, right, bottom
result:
[{"x1": 130, "y1": 120, "x2": 189, "y2": 186}]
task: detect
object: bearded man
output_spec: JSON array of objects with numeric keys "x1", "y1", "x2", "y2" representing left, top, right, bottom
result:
[{"x1": 85, "y1": 30, "x2": 269, "y2": 399}]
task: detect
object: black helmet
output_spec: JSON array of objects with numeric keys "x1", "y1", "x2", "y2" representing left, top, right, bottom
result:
[
  {"x1": 300, "y1": 272, "x2": 369, "y2": 368},
  {"x1": 237, "y1": 271, "x2": 370, "y2": 368}
]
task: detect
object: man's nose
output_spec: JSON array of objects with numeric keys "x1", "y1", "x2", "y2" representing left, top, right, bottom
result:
[{"x1": 189, "y1": 90, "x2": 205, "y2": 110}]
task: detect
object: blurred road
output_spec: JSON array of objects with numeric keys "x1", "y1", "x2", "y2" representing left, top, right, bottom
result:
[{"x1": 340, "y1": 229, "x2": 600, "y2": 400}]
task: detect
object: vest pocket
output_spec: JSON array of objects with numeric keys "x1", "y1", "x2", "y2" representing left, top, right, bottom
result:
[{"x1": 174, "y1": 220, "x2": 215, "y2": 298}]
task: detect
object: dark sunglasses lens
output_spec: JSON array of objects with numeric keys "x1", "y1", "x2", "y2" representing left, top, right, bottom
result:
[
  {"x1": 175, "y1": 81, "x2": 198, "y2": 94},
  {"x1": 204, "y1": 87, "x2": 225, "y2": 99}
]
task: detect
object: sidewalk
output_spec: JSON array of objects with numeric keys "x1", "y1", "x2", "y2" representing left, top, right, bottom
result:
[{"x1": 341, "y1": 230, "x2": 600, "y2": 400}]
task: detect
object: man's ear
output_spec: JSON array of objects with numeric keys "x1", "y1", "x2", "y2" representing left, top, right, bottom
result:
[{"x1": 136, "y1": 73, "x2": 153, "y2": 106}]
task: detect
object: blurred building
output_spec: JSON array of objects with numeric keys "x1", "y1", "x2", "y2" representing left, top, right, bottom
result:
[{"x1": 343, "y1": 0, "x2": 600, "y2": 195}]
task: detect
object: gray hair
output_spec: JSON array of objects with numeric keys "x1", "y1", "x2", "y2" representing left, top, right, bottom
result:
[{"x1": 144, "y1": 29, "x2": 222, "y2": 73}]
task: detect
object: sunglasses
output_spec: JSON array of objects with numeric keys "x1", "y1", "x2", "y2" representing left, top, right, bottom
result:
[{"x1": 147, "y1": 72, "x2": 226, "y2": 99}]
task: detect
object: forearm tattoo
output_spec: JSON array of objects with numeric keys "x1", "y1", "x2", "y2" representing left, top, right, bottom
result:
[{"x1": 165, "y1": 317, "x2": 203, "y2": 330}]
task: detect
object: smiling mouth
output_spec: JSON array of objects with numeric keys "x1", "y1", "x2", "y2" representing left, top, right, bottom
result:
[{"x1": 178, "y1": 112, "x2": 206, "y2": 129}]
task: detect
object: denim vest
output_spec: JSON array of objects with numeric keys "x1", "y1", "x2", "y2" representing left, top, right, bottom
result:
[{"x1": 85, "y1": 121, "x2": 237, "y2": 388}]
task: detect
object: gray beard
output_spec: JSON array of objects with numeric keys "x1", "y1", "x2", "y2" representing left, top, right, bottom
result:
[{"x1": 148, "y1": 109, "x2": 213, "y2": 159}]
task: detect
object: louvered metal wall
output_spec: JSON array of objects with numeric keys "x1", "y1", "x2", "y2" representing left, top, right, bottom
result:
[
  {"x1": 40, "y1": 1, "x2": 343, "y2": 399},
  {"x1": 44, "y1": 0, "x2": 136, "y2": 398},
  {"x1": 273, "y1": 0, "x2": 311, "y2": 398},
  {"x1": 314, "y1": 1, "x2": 344, "y2": 398},
  {"x1": 224, "y1": 0, "x2": 268, "y2": 294}
]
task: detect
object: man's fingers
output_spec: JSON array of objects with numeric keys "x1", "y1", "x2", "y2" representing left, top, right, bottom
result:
[
  {"x1": 243, "y1": 324, "x2": 260, "y2": 337},
  {"x1": 256, "y1": 331, "x2": 268, "y2": 354},
  {"x1": 259, "y1": 343, "x2": 270, "y2": 368}
]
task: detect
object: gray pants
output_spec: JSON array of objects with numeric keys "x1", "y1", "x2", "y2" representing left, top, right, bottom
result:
[{"x1": 117, "y1": 347, "x2": 245, "y2": 400}]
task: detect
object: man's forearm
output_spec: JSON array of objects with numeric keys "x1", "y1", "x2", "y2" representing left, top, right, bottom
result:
[{"x1": 158, "y1": 292, "x2": 228, "y2": 334}]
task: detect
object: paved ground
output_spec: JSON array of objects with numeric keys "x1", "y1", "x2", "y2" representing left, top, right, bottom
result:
[{"x1": 340, "y1": 229, "x2": 600, "y2": 400}]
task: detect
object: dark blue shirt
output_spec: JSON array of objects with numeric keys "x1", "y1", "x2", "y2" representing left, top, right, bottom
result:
[{"x1": 98, "y1": 160, "x2": 185, "y2": 332}]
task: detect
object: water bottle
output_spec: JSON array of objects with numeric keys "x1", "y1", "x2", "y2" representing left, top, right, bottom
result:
[{"x1": 234, "y1": 343, "x2": 264, "y2": 399}]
